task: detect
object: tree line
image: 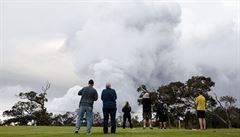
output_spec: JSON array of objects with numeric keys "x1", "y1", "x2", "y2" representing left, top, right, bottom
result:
[
  {"x1": 137, "y1": 76, "x2": 240, "y2": 128},
  {"x1": 1, "y1": 76, "x2": 239, "y2": 128}
]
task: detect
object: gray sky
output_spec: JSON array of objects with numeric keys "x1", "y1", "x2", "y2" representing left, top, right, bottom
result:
[{"x1": 0, "y1": 0, "x2": 239, "y2": 119}]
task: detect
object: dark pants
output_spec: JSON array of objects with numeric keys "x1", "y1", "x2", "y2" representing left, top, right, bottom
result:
[
  {"x1": 123, "y1": 114, "x2": 133, "y2": 129},
  {"x1": 103, "y1": 108, "x2": 117, "y2": 134}
]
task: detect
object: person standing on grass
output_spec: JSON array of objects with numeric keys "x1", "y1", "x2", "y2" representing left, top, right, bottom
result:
[
  {"x1": 101, "y1": 83, "x2": 117, "y2": 134},
  {"x1": 195, "y1": 91, "x2": 206, "y2": 130},
  {"x1": 122, "y1": 101, "x2": 133, "y2": 129},
  {"x1": 141, "y1": 93, "x2": 153, "y2": 129},
  {"x1": 75, "y1": 79, "x2": 98, "y2": 135},
  {"x1": 156, "y1": 102, "x2": 168, "y2": 129}
]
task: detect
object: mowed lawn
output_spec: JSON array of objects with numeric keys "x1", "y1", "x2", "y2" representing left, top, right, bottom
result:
[{"x1": 0, "y1": 126, "x2": 239, "y2": 137}]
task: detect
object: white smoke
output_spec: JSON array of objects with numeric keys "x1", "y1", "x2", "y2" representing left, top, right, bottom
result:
[
  {"x1": 1, "y1": 0, "x2": 239, "y2": 120},
  {"x1": 47, "y1": 85, "x2": 82, "y2": 113},
  {"x1": 62, "y1": 2, "x2": 182, "y2": 113},
  {"x1": 174, "y1": 1, "x2": 240, "y2": 102},
  {"x1": 46, "y1": 1, "x2": 240, "y2": 115}
]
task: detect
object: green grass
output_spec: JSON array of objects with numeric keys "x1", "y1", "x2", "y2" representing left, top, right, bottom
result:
[{"x1": 0, "y1": 126, "x2": 239, "y2": 137}]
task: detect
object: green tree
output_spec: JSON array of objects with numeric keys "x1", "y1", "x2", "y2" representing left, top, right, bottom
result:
[
  {"x1": 51, "y1": 112, "x2": 76, "y2": 126},
  {"x1": 137, "y1": 76, "x2": 217, "y2": 127},
  {"x1": 131, "y1": 114, "x2": 142, "y2": 127},
  {"x1": 3, "y1": 82, "x2": 51, "y2": 125},
  {"x1": 3, "y1": 101, "x2": 38, "y2": 125},
  {"x1": 185, "y1": 76, "x2": 216, "y2": 110},
  {"x1": 212, "y1": 95, "x2": 239, "y2": 128}
]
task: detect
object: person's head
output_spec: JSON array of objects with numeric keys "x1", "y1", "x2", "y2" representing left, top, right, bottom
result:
[
  {"x1": 106, "y1": 83, "x2": 111, "y2": 89},
  {"x1": 124, "y1": 101, "x2": 130, "y2": 108},
  {"x1": 143, "y1": 93, "x2": 150, "y2": 99},
  {"x1": 198, "y1": 91, "x2": 203, "y2": 95},
  {"x1": 88, "y1": 79, "x2": 94, "y2": 86}
]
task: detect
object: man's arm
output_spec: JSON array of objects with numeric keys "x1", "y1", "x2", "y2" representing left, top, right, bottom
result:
[{"x1": 78, "y1": 88, "x2": 84, "y2": 95}]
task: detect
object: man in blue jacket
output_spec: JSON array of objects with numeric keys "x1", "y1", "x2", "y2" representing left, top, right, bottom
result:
[
  {"x1": 101, "y1": 83, "x2": 117, "y2": 134},
  {"x1": 75, "y1": 79, "x2": 98, "y2": 135}
]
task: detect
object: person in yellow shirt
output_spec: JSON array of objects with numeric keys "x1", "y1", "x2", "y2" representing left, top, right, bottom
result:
[{"x1": 195, "y1": 91, "x2": 206, "y2": 130}]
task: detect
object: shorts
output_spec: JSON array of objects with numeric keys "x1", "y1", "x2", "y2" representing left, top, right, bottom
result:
[
  {"x1": 158, "y1": 114, "x2": 167, "y2": 122},
  {"x1": 143, "y1": 112, "x2": 152, "y2": 120},
  {"x1": 197, "y1": 110, "x2": 206, "y2": 118}
]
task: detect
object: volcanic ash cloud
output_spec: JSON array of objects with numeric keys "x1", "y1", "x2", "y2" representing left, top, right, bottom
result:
[{"x1": 63, "y1": 2, "x2": 181, "y2": 112}]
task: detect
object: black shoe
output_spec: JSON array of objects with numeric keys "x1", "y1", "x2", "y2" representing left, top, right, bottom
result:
[{"x1": 75, "y1": 131, "x2": 78, "y2": 134}]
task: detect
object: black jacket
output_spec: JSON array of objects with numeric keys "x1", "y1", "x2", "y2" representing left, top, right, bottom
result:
[
  {"x1": 142, "y1": 98, "x2": 152, "y2": 112},
  {"x1": 122, "y1": 106, "x2": 131, "y2": 116}
]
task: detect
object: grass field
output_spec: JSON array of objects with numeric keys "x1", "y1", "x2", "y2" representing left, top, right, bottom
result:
[{"x1": 0, "y1": 126, "x2": 239, "y2": 137}]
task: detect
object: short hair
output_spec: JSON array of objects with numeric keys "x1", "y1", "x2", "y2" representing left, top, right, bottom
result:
[
  {"x1": 199, "y1": 91, "x2": 203, "y2": 95},
  {"x1": 106, "y1": 83, "x2": 111, "y2": 88},
  {"x1": 88, "y1": 79, "x2": 94, "y2": 85}
]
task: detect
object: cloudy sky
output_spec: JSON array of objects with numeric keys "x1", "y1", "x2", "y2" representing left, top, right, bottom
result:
[{"x1": 0, "y1": 0, "x2": 239, "y2": 119}]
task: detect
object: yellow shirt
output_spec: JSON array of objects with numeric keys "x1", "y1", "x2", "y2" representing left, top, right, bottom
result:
[{"x1": 195, "y1": 95, "x2": 206, "y2": 111}]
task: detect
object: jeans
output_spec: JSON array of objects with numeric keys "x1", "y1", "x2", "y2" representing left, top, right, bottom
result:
[
  {"x1": 75, "y1": 106, "x2": 93, "y2": 133},
  {"x1": 103, "y1": 108, "x2": 117, "y2": 134}
]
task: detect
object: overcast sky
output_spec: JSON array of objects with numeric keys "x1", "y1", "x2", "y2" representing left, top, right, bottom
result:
[{"x1": 0, "y1": 0, "x2": 239, "y2": 119}]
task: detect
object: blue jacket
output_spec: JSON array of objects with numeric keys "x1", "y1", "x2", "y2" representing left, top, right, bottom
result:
[{"x1": 101, "y1": 88, "x2": 117, "y2": 109}]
